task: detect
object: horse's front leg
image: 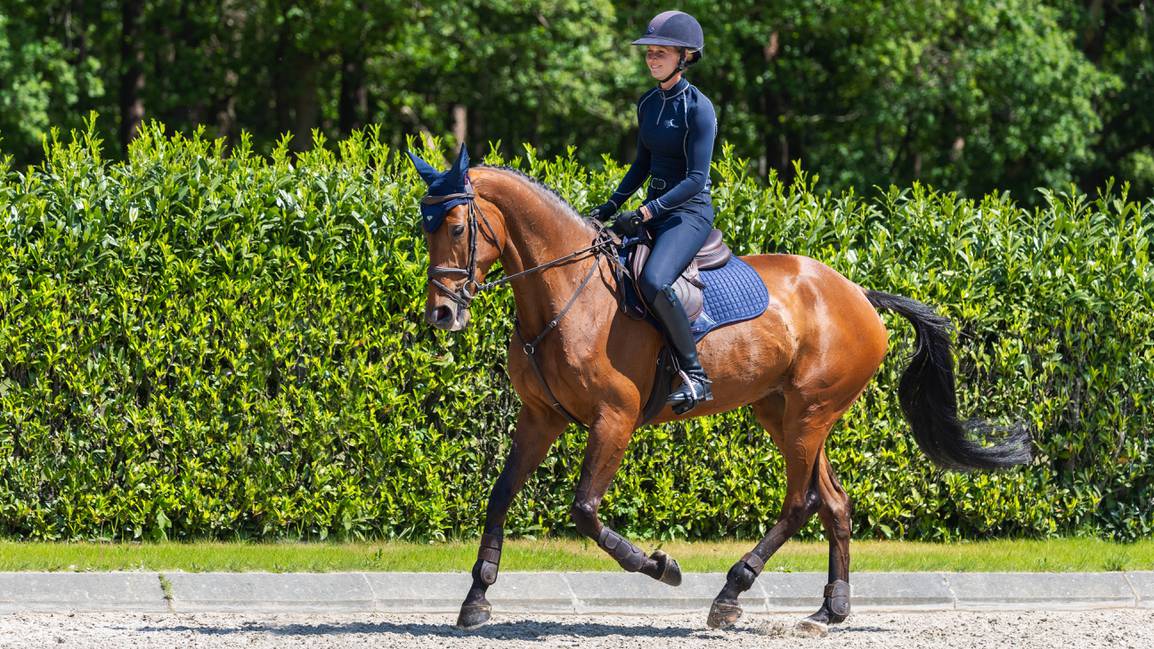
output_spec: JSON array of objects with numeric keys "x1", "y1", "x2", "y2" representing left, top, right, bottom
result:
[
  {"x1": 457, "y1": 405, "x2": 567, "y2": 629},
  {"x1": 569, "y1": 414, "x2": 681, "y2": 586}
]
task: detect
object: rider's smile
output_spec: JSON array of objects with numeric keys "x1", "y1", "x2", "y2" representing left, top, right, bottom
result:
[{"x1": 646, "y1": 45, "x2": 679, "y2": 82}]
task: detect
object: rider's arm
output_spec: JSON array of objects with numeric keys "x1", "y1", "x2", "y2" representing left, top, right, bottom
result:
[
  {"x1": 607, "y1": 136, "x2": 652, "y2": 211},
  {"x1": 606, "y1": 90, "x2": 659, "y2": 211},
  {"x1": 642, "y1": 95, "x2": 716, "y2": 219}
]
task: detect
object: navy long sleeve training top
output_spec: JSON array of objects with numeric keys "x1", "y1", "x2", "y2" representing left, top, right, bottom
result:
[{"x1": 607, "y1": 77, "x2": 717, "y2": 220}]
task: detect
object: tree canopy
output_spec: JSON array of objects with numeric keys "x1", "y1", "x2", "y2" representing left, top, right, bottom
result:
[{"x1": 1, "y1": 1, "x2": 1152, "y2": 199}]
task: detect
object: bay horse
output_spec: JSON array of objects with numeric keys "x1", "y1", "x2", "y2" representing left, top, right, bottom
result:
[{"x1": 409, "y1": 147, "x2": 1032, "y2": 631}]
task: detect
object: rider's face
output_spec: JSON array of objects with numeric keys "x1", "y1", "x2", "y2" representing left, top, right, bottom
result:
[{"x1": 646, "y1": 46, "x2": 680, "y2": 81}]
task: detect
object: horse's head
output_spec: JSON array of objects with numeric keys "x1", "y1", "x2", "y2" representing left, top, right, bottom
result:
[{"x1": 408, "y1": 146, "x2": 504, "y2": 331}]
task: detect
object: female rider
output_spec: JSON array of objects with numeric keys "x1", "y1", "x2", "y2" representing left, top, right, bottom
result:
[{"x1": 589, "y1": 10, "x2": 718, "y2": 414}]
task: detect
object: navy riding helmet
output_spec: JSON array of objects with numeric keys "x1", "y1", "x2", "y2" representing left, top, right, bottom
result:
[{"x1": 632, "y1": 10, "x2": 704, "y2": 68}]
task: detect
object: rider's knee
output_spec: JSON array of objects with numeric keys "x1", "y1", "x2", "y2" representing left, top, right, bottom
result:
[
  {"x1": 642, "y1": 275, "x2": 679, "y2": 306},
  {"x1": 638, "y1": 273, "x2": 659, "y2": 304}
]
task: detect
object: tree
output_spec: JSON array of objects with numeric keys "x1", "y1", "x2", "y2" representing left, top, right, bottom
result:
[
  {"x1": 119, "y1": 0, "x2": 145, "y2": 146},
  {"x1": 1056, "y1": 0, "x2": 1154, "y2": 196},
  {"x1": 632, "y1": 0, "x2": 1111, "y2": 197},
  {"x1": 0, "y1": 2, "x2": 106, "y2": 159},
  {"x1": 0, "y1": 0, "x2": 1147, "y2": 201},
  {"x1": 383, "y1": 0, "x2": 633, "y2": 160}
]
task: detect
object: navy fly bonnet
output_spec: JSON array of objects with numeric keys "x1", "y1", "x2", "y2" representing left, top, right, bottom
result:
[{"x1": 407, "y1": 146, "x2": 472, "y2": 233}]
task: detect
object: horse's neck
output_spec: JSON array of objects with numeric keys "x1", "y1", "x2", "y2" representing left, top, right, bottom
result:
[{"x1": 477, "y1": 170, "x2": 611, "y2": 337}]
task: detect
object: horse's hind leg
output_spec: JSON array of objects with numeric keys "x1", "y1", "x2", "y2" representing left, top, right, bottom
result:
[
  {"x1": 707, "y1": 394, "x2": 827, "y2": 629},
  {"x1": 457, "y1": 405, "x2": 567, "y2": 629},
  {"x1": 807, "y1": 450, "x2": 852, "y2": 625},
  {"x1": 570, "y1": 414, "x2": 682, "y2": 586}
]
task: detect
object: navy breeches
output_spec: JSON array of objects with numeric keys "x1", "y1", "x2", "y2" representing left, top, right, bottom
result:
[{"x1": 638, "y1": 206, "x2": 713, "y2": 304}]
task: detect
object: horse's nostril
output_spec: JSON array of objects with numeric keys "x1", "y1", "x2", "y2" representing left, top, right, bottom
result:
[{"x1": 432, "y1": 305, "x2": 453, "y2": 323}]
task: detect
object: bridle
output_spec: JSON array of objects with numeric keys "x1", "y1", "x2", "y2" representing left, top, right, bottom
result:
[
  {"x1": 421, "y1": 186, "x2": 617, "y2": 312},
  {"x1": 422, "y1": 185, "x2": 494, "y2": 309},
  {"x1": 421, "y1": 184, "x2": 621, "y2": 427}
]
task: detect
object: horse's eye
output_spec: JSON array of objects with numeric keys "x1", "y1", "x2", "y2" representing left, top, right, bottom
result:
[{"x1": 451, "y1": 224, "x2": 466, "y2": 237}]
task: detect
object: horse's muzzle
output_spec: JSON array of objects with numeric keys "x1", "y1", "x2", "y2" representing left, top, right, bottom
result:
[{"x1": 427, "y1": 302, "x2": 471, "y2": 331}]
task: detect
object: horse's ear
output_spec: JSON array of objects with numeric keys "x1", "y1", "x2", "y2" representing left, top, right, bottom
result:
[
  {"x1": 453, "y1": 145, "x2": 470, "y2": 174},
  {"x1": 406, "y1": 150, "x2": 441, "y2": 186}
]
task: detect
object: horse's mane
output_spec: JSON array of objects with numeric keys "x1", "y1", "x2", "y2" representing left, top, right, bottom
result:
[{"x1": 479, "y1": 165, "x2": 595, "y2": 234}]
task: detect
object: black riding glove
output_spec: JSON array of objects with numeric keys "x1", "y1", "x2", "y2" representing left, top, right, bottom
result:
[
  {"x1": 587, "y1": 202, "x2": 619, "y2": 223},
  {"x1": 612, "y1": 209, "x2": 644, "y2": 237}
]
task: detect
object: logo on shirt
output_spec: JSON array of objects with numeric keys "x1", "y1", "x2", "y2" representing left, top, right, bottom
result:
[{"x1": 664, "y1": 119, "x2": 679, "y2": 128}]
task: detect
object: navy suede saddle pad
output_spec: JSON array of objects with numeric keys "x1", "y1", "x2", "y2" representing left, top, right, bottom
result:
[{"x1": 619, "y1": 253, "x2": 770, "y2": 342}]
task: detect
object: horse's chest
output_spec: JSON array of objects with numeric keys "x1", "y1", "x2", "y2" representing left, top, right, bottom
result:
[{"x1": 506, "y1": 329, "x2": 610, "y2": 399}]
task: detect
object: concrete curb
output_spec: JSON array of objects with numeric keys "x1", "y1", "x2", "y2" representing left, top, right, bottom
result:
[
  {"x1": 1, "y1": 572, "x2": 1151, "y2": 614},
  {"x1": 0, "y1": 573, "x2": 169, "y2": 613}
]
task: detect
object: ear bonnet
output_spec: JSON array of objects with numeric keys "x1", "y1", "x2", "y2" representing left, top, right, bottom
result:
[{"x1": 407, "y1": 146, "x2": 472, "y2": 233}]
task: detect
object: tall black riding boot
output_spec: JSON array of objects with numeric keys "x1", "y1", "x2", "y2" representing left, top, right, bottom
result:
[{"x1": 649, "y1": 285, "x2": 713, "y2": 414}]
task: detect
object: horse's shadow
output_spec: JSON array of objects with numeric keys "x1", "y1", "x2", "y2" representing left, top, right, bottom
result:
[{"x1": 135, "y1": 619, "x2": 752, "y2": 639}]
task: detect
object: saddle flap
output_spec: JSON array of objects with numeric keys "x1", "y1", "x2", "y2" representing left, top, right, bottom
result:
[
  {"x1": 629, "y1": 243, "x2": 704, "y2": 321},
  {"x1": 694, "y1": 229, "x2": 732, "y2": 270}
]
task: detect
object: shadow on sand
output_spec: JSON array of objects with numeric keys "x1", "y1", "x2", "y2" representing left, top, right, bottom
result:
[{"x1": 134, "y1": 618, "x2": 764, "y2": 640}]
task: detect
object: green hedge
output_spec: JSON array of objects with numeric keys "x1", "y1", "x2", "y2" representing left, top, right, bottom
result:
[{"x1": 1, "y1": 122, "x2": 1152, "y2": 542}]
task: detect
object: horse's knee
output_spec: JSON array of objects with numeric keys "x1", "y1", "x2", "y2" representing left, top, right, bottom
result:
[
  {"x1": 570, "y1": 500, "x2": 600, "y2": 538},
  {"x1": 781, "y1": 492, "x2": 819, "y2": 527}
]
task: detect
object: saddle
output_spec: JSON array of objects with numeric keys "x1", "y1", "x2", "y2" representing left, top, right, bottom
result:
[
  {"x1": 612, "y1": 229, "x2": 769, "y2": 425},
  {"x1": 624, "y1": 228, "x2": 732, "y2": 321}
]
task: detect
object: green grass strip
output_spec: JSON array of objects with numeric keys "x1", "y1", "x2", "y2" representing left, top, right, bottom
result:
[{"x1": 1, "y1": 538, "x2": 1151, "y2": 573}]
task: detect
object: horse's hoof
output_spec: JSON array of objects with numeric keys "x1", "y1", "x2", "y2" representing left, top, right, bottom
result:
[
  {"x1": 652, "y1": 550, "x2": 682, "y2": 587},
  {"x1": 706, "y1": 599, "x2": 742, "y2": 629},
  {"x1": 793, "y1": 619, "x2": 829, "y2": 638},
  {"x1": 456, "y1": 602, "x2": 492, "y2": 630}
]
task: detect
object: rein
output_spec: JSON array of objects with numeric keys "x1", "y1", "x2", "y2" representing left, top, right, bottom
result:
[
  {"x1": 423, "y1": 190, "x2": 616, "y2": 307},
  {"x1": 422, "y1": 188, "x2": 620, "y2": 427}
]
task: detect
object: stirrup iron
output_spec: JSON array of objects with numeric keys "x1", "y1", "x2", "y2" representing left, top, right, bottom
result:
[{"x1": 668, "y1": 368, "x2": 713, "y2": 415}]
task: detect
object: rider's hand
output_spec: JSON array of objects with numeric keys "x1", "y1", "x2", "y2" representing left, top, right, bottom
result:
[
  {"x1": 611, "y1": 210, "x2": 644, "y2": 237},
  {"x1": 587, "y1": 202, "x2": 618, "y2": 222}
]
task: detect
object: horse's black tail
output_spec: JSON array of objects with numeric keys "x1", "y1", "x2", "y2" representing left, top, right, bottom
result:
[{"x1": 866, "y1": 290, "x2": 1033, "y2": 471}]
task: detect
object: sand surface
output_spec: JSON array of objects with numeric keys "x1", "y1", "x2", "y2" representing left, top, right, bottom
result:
[{"x1": 1, "y1": 609, "x2": 1151, "y2": 648}]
